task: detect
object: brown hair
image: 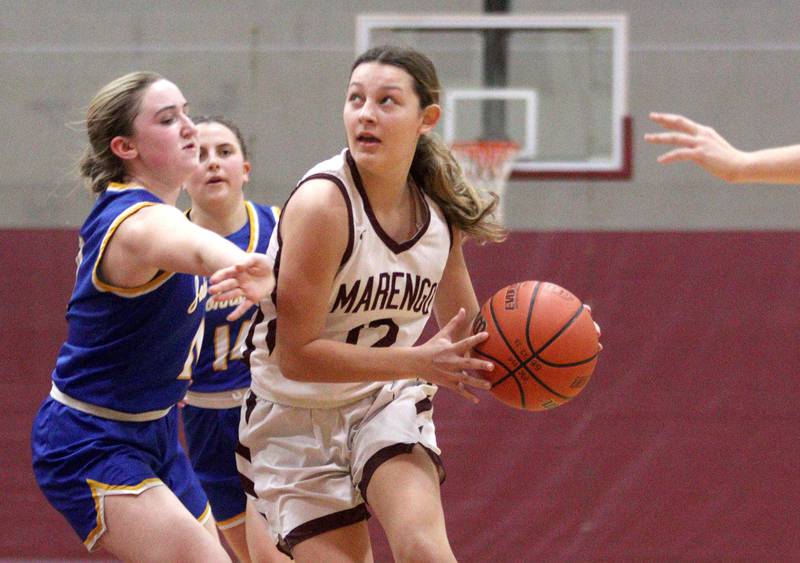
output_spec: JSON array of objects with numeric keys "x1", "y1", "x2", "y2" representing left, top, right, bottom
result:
[
  {"x1": 193, "y1": 115, "x2": 249, "y2": 160},
  {"x1": 79, "y1": 71, "x2": 163, "y2": 194},
  {"x1": 351, "y1": 46, "x2": 505, "y2": 243}
]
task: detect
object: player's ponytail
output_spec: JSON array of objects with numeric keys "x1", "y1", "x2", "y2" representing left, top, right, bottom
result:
[
  {"x1": 411, "y1": 132, "x2": 505, "y2": 243},
  {"x1": 78, "y1": 146, "x2": 125, "y2": 195},
  {"x1": 352, "y1": 46, "x2": 505, "y2": 244},
  {"x1": 79, "y1": 71, "x2": 162, "y2": 194}
]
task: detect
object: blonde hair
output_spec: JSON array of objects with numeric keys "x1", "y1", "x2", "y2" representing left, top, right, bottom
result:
[
  {"x1": 79, "y1": 71, "x2": 163, "y2": 194},
  {"x1": 351, "y1": 46, "x2": 506, "y2": 243}
]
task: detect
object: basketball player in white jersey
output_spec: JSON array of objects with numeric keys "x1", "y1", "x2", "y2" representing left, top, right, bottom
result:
[{"x1": 212, "y1": 45, "x2": 505, "y2": 561}]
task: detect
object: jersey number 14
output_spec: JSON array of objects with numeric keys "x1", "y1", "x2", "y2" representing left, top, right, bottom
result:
[{"x1": 213, "y1": 320, "x2": 254, "y2": 371}]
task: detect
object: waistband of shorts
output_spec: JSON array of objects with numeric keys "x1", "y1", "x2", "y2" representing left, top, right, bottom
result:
[
  {"x1": 184, "y1": 388, "x2": 249, "y2": 409},
  {"x1": 49, "y1": 383, "x2": 173, "y2": 422},
  {"x1": 250, "y1": 379, "x2": 424, "y2": 409}
]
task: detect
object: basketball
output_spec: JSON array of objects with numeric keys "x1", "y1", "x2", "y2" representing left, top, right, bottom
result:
[{"x1": 472, "y1": 281, "x2": 600, "y2": 411}]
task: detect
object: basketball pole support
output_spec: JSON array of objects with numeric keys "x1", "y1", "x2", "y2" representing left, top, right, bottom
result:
[{"x1": 483, "y1": 0, "x2": 510, "y2": 140}]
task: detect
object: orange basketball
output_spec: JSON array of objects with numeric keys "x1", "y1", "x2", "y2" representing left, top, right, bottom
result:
[{"x1": 472, "y1": 280, "x2": 600, "y2": 411}]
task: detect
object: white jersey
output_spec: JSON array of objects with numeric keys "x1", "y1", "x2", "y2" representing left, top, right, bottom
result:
[{"x1": 246, "y1": 149, "x2": 452, "y2": 408}]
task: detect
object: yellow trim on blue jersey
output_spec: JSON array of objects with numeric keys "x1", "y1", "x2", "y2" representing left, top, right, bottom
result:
[
  {"x1": 216, "y1": 510, "x2": 246, "y2": 530},
  {"x1": 185, "y1": 201, "x2": 266, "y2": 252},
  {"x1": 106, "y1": 181, "x2": 136, "y2": 192},
  {"x1": 76, "y1": 236, "x2": 85, "y2": 271},
  {"x1": 271, "y1": 205, "x2": 281, "y2": 220},
  {"x1": 244, "y1": 201, "x2": 258, "y2": 252},
  {"x1": 92, "y1": 201, "x2": 175, "y2": 297},
  {"x1": 197, "y1": 501, "x2": 213, "y2": 525},
  {"x1": 83, "y1": 477, "x2": 163, "y2": 550}
]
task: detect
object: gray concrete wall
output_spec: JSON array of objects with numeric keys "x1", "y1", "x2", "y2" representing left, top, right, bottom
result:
[{"x1": 1, "y1": 0, "x2": 798, "y2": 229}]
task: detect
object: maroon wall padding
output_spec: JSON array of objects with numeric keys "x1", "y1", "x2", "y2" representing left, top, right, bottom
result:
[
  {"x1": 0, "y1": 229, "x2": 107, "y2": 559},
  {"x1": 3, "y1": 230, "x2": 800, "y2": 560}
]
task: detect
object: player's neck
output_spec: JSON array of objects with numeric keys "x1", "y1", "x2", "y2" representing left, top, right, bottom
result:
[
  {"x1": 126, "y1": 172, "x2": 182, "y2": 206},
  {"x1": 361, "y1": 172, "x2": 420, "y2": 240},
  {"x1": 189, "y1": 199, "x2": 248, "y2": 237},
  {"x1": 359, "y1": 165, "x2": 411, "y2": 212}
]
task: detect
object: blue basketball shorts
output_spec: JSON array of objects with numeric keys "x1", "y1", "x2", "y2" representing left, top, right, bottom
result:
[
  {"x1": 182, "y1": 404, "x2": 246, "y2": 527},
  {"x1": 31, "y1": 397, "x2": 210, "y2": 551}
]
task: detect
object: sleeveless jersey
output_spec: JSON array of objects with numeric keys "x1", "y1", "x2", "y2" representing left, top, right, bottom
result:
[
  {"x1": 51, "y1": 183, "x2": 208, "y2": 413},
  {"x1": 246, "y1": 149, "x2": 452, "y2": 408},
  {"x1": 187, "y1": 201, "x2": 278, "y2": 394}
]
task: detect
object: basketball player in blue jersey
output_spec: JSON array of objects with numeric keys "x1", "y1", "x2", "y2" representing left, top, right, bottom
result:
[
  {"x1": 31, "y1": 72, "x2": 272, "y2": 562},
  {"x1": 183, "y1": 116, "x2": 288, "y2": 562},
  {"x1": 211, "y1": 46, "x2": 504, "y2": 561},
  {"x1": 646, "y1": 112, "x2": 800, "y2": 183}
]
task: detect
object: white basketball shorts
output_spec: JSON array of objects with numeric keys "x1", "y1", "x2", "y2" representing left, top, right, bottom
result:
[{"x1": 236, "y1": 379, "x2": 445, "y2": 554}]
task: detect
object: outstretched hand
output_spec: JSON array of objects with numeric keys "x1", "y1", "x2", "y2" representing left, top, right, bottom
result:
[
  {"x1": 644, "y1": 112, "x2": 747, "y2": 182},
  {"x1": 416, "y1": 308, "x2": 494, "y2": 404},
  {"x1": 209, "y1": 253, "x2": 274, "y2": 321}
]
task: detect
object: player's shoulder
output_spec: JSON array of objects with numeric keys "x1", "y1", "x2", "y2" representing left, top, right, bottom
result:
[
  {"x1": 289, "y1": 177, "x2": 349, "y2": 220},
  {"x1": 280, "y1": 150, "x2": 352, "y2": 230},
  {"x1": 300, "y1": 149, "x2": 349, "y2": 181},
  {"x1": 276, "y1": 181, "x2": 349, "y2": 251},
  {"x1": 296, "y1": 149, "x2": 352, "y2": 201},
  {"x1": 84, "y1": 184, "x2": 170, "y2": 236},
  {"x1": 93, "y1": 183, "x2": 158, "y2": 214}
]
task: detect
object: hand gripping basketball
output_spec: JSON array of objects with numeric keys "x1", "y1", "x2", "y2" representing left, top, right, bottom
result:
[{"x1": 417, "y1": 308, "x2": 494, "y2": 404}]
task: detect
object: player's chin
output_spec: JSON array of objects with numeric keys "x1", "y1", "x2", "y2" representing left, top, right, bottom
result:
[
  {"x1": 174, "y1": 155, "x2": 200, "y2": 177},
  {"x1": 349, "y1": 142, "x2": 383, "y2": 159}
]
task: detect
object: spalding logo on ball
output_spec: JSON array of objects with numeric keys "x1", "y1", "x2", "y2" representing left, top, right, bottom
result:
[{"x1": 472, "y1": 280, "x2": 601, "y2": 411}]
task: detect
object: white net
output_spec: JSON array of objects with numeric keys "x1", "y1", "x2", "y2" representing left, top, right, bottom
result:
[{"x1": 450, "y1": 140, "x2": 519, "y2": 224}]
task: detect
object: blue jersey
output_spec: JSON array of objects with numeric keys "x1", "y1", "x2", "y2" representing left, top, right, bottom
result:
[
  {"x1": 51, "y1": 183, "x2": 208, "y2": 413},
  {"x1": 188, "y1": 201, "x2": 278, "y2": 393}
]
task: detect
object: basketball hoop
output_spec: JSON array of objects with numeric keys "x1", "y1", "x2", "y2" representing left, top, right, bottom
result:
[{"x1": 450, "y1": 140, "x2": 519, "y2": 224}]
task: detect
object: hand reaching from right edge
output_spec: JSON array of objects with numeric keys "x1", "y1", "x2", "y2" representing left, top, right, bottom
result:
[{"x1": 644, "y1": 112, "x2": 748, "y2": 182}]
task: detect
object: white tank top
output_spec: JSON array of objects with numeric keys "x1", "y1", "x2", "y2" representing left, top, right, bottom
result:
[{"x1": 245, "y1": 149, "x2": 452, "y2": 408}]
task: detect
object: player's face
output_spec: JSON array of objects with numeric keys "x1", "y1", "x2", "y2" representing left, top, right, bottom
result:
[
  {"x1": 128, "y1": 80, "x2": 198, "y2": 179},
  {"x1": 344, "y1": 62, "x2": 437, "y2": 173},
  {"x1": 185, "y1": 122, "x2": 250, "y2": 210}
]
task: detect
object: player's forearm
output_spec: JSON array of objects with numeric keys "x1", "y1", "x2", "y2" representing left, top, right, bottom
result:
[
  {"x1": 279, "y1": 339, "x2": 422, "y2": 383},
  {"x1": 193, "y1": 231, "x2": 250, "y2": 276},
  {"x1": 138, "y1": 209, "x2": 250, "y2": 277},
  {"x1": 736, "y1": 145, "x2": 800, "y2": 184}
]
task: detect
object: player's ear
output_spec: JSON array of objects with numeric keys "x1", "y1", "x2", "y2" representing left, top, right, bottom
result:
[
  {"x1": 242, "y1": 161, "x2": 251, "y2": 183},
  {"x1": 419, "y1": 103, "x2": 441, "y2": 135},
  {"x1": 110, "y1": 136, "x2": 138, "y2": 161}
]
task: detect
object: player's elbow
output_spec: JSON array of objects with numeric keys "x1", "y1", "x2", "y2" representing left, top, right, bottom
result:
[{"x1": 277, "y1": 348, "x2": 312, "y2": 381}]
